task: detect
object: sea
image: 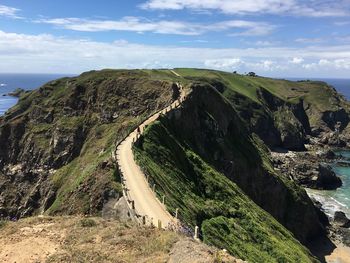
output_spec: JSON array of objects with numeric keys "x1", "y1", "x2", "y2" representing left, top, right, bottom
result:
[
  {"x1": 0, "y1": 74, "x2": 350, "y2": 217},
  {"x1": 289, "y1": 78, "x2": 350, "y2": 218}
]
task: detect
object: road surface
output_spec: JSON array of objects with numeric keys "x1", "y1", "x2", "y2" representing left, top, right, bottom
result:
[{"x1": 116, "y1": 79, "x2": 186, "y2": 228}]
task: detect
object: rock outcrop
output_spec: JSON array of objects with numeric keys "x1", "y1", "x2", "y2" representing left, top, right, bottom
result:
[
  {"x1": 317, "y1": 164, "x2": 342, "y2": 190},
  {"x1": 334, "y1": 211, "x2": 350, "y2": 228},
  {"x1": 0, "y1": 70, "x2": 179, "y2": 218}
]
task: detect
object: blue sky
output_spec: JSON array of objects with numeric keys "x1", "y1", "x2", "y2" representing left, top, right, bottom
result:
[{"x1": 0, "y1": 0, "x2": 350, "y2": 77}]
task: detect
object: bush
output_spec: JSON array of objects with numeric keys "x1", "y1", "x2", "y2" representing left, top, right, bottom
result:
[
  {"x1": 0, "y1": 220, "x2": 6, "y2": 229},
  {"x1": 80, "y1": 218, "x2": 97, "y2": 228}
]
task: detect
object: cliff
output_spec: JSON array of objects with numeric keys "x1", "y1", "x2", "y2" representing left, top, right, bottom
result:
[
  {"x1": 1, "y1": 68, "x2": 349, "y2": 262},
  {"x1": 133, "y1": 84, "x2": 320, "y2": 262},
  {"x1": 0, "y1": 69, "x2": 180, "y2": 218}
]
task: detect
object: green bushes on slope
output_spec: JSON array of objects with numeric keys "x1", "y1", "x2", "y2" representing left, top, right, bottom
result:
[{"x1": 134, "y1": 118, "x2": 317, "y2": 262}]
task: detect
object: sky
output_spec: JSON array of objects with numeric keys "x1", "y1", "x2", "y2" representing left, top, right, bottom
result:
[{"x1": 0, "y1": 0, "x2": 350, "y2": 77}]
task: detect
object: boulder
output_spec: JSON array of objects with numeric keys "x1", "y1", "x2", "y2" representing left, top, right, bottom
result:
[
  {"x1": 323, "y1": 149, "x2": 336, "y2": 159},
  {"x1": 334, "y1": 211, "x2": 350, "y2": 228},
  {"x1": 316, "y1": 164, "x2": 342, "y2": 190}
]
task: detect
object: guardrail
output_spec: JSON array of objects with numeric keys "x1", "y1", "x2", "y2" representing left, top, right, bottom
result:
[{"x1": 111, "y1": 85, "x2": 213, "y2": 242}]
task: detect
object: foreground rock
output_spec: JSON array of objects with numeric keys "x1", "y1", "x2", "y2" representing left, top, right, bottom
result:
[
  {"x1": 317, "y1": 164, "x2": 342, "y2": 190},
  {"x1": 7, "y1": 88, "x2": 26, "y2": 97},
  {"x1": 334, "y1": 211, "x2": 350, "y2": 228}
]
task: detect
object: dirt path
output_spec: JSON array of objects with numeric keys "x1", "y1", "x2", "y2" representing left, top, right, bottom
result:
[{"x1": 116, "y1": 76, "x2": 186, "y2": 228}]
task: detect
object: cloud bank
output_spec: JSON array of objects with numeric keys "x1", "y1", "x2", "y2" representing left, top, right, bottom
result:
[
  {"x1": 141, "y1": 0, "x2": 349, "y2": 17},
  {"x1": 0, "y1": 30, "x2": 349, "y2": 77}
]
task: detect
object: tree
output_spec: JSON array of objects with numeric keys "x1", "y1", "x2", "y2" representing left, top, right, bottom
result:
[{"x1": 247, "y1": 72, "x2": 257, "y2": 77}]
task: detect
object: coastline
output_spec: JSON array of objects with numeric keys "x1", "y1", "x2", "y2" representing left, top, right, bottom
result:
[
  {"x1": 325, "y1": 243, "x2": 350, "y2": 263},
  {"x1": 306, "y1": 188, "x2": 350, "y2": 219}
]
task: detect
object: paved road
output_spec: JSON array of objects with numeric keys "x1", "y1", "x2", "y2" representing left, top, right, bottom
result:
[{"x1": 116, "y1": 79, "x2": 185, "y2": 228}]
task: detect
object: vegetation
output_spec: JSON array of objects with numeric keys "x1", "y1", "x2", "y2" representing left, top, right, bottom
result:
[
  {"x1": 134, "y1": 116, "x2": 317, "y2": 262},
  {"x1": 0, "y1": 216, "x2": 180, "y2": 263},
  {"x1": 0, "y1": 69, "x2": 184, "y2": 217},
  {"x1": 2, "y1": 68, "x2": 346, "y2": 262}
]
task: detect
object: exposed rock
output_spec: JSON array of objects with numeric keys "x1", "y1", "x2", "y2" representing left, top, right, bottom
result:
[
  {"x1": 322, "y1": 109, "x2": 349, "y2": 131},
  {"x1": 7, "y1": 88, "x2": 26, "y2": 97},
  {"x1": 272, "y1": 150, "x2": 343, "y2": 191},
  {"x1": 334, "y1": 211, "x2": 350, "y2": 228},
  {"x1": 165, "y1": 84, "x2": 326, "y2": 244},
  {"x1": 0, "y1": 70, "x2": 178, "y2": 218},
  {"x1": 169, "y1": 238, "x2": 245, "y2": 263},
  {"x1": 318, "y1": 149, "x2": 336, "y2": 159},
  {"x1": 316, "y1": 164, "x2": 342, "y2": 190}
]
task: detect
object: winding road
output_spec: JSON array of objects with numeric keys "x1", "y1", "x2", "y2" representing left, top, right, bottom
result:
[{"x1": 116, "y1": 73, "x2": 186, "y2": 228}]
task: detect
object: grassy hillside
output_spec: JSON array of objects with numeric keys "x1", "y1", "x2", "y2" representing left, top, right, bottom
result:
[
  {"x1": 0, "y1": 69, "x2": 183, "y2": 217},
  {"x1": 133, "y1": 84, "x2": 322, "y2": 262},
  {"x1": 173, "y1": 68, "x2": 346, "y2": 110},
  {"x1": 171, "y1": 68, "x2": 349, "y2": 149},
  {"x1": 1, "y1": 68, "x2": 346, "y2": 262},
  {"x1": 134, "y1": 118, "x2": 317, "y2": 263}
]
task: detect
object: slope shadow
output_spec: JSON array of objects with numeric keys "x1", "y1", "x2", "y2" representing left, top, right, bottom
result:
[{"x1": 307, "y1": 235, "x2": 336, "y2": 263}]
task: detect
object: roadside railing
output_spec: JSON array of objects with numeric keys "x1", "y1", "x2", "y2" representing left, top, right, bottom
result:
[{"x1": 111, "y1": 85, "x2": 210, "y2": 241}]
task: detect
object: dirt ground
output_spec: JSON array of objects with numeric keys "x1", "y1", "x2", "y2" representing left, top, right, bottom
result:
[{"x1": 0, "y1": 216, "x2": 240, "y2": 263}]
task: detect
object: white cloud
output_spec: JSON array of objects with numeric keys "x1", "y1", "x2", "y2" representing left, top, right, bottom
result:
[
  {"x1": 140, "y1": 0, "x2": 349, "y2": 17},
  {"x1": 290, "y1": 57, "x2": 304, "y2": 64},
  {"x1": 37, "y1": 17, "x2": 275, "y2": 36},
  {"x1": 334, "y1": 21, "x2": 350, "y2": 26},
  {"x1": 1, "y1": 30, "x2": 350, "y2": 77},
  {"x1": 301, "y1": 59, "x2": 350, "y2": 70},
  {"x1": 318, "y1": 59, "x2": 330, "y2": 66},
  {"x1": 333, "y1": 59, "x2": 350, "y2": 69},
  {"x1": 204, "y1": 58, "x2": 242, "y2": 69},
  {"x1": 0, "y1": 4, "x2": 21, "y2": 18}
]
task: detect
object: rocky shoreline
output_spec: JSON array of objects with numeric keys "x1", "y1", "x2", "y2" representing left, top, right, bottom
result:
[{"x1": 271, "y1": 137, "x2": 350, "y2": 253}]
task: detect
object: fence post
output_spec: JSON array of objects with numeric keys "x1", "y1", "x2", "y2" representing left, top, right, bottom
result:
[
  {"x1": 143, "y1": 216, "x2": 146, "y2": 225},
  {"x1": 152, "y1": 184, "x2": 156, "y2": 192},
  {"x1": 131, "y1": 200, "x2": 135, "y2": 210},
  {"x1": 194, "y1": 226, "x2": 199, "y2": 240},
  {"x1": 162, "y1": 195, "x2": 165, "y2": 204},
  {"x1": 158, "y1": 219, "x2": 162, "y2": 229},
  {"x1": 175, "y1": 208, "x2": 179, "y2": 219}
]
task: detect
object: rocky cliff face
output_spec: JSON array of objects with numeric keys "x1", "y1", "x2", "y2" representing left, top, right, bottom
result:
[
  {"x1": 0, "y1": 70, "x2": 178, "y2": 218},
  {"x1": 1, "y1": 68, "x2": 349, "y2": 262},
  {"x1": 169, "y1": 84, "x2": 325, "y2": 243},
  {"x1": 133, "y1": 83, "x2": 321, "y2": 262},
  {"x1": 181, "y1": 71, "x2": 350, "y2": 152}
]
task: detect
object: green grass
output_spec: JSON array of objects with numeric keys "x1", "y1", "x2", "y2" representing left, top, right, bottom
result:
[
  {"x1": 37, "y1": 69, "x2": 184, "y2": 215},
  {"x1": 133, "y1": 118, "x2": 318, "y2": 263}
]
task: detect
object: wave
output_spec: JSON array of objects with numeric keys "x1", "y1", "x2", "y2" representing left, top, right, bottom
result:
[
  {"x1": 0, "y1": 83, "x2": 7, "y2": 87},
  {"x1": 306, "y1": 189, "x2": 350, "y2": 218}
]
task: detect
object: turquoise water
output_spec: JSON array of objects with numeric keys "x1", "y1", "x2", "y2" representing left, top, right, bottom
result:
[{"x1": 307, "y1": 151, "x2": 350, "y2": 218}]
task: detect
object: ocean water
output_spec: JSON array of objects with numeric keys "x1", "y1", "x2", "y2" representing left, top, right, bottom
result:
[
  {"x1": 302, "y1": 79, "x2": 350, "y2": 218},
  {"x1": 307, "y1": 151, "x2": 350, "y2": 219},
  {"x1": 0, "y1": 74, "x2": 70, "y2": 116}
]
